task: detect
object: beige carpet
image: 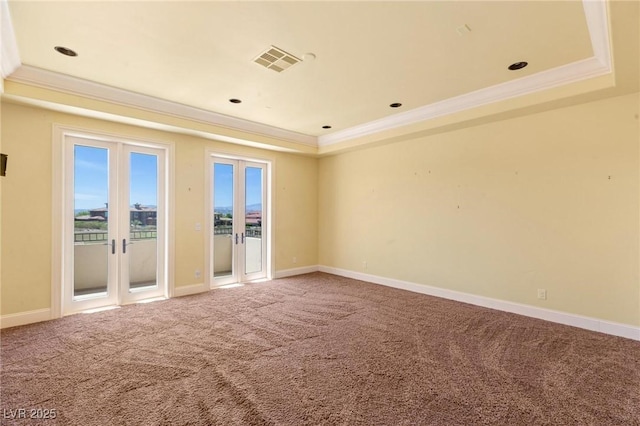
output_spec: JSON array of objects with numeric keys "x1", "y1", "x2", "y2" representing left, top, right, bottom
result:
[{"x1": 1, "y1": 272, "x2": 639, "y2": 425}]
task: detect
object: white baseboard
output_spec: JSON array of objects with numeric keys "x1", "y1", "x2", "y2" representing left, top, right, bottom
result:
[
  {"x1": 598, "y1": 320, "x2": 640, "y2": 341},
  {"x1": 3, "y1": 271, "x2": 636, "y2": 342},
  {"x1": 274, "y1": 265, "x2": 320, "y2": 279},
  {"x1": 0, "y1": 308, "x2": 52, "y2": 329},
  {"x1": 173, "y1": 283, "x2": 208, "y2": 297},
  {"x1": 318, "y1": 266, "x2": 640, "y2": 341}
]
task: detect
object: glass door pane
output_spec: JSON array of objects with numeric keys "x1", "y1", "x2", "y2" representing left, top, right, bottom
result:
[
  {"x1": 213, "y1": 162, "x2": 235, "y2": 280},
  {"x1": 244, "y1": 166, "x2": 263, "y2": 275},
  {"x1": 65, "y1": 137, "x2": 167, "y2": 314},
  {"x1": 209, "y1": 156, "x2": 269, "y2": 287},
  {"x1": 73, "y1": 145, "x2": 111, "y2": 299},
  {"x1": 128, "y1": 152, "x2": 158, "y2": 292}
]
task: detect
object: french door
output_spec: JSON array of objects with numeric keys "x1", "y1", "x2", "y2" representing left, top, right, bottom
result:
[
  {"x1": 63, "y1": 135, "x2": 167, "y2": 314},
  {"x1": 210, "y1": 156, "x2": 268, "y2": 286}
]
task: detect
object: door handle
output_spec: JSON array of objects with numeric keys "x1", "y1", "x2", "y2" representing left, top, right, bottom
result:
[
  {"x1": 122, "y1": 238, "x2": 134, "y2": 253},
  {"x1": 104, "y1": 239, "x2": 116, "y2": 254},
  {"x1": 241, "y1": 232, "x2": 245, "y2": 244},
  {"x1": 235, "y1": 233, "x2": 238, "y2": 245}
]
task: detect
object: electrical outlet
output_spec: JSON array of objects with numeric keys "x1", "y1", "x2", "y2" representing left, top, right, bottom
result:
[
  {"x1": 293, "y1": 256, "x2": 297, "y2": 264},
  {"x1": 363, "y1": 261, "x2": 368, "y2": 270},
  {"x1": 195, "y1": 223, "x2": 201, "y2": 231},
  {"x1": 537, "y1": 288, "x2": 547, "y2": 300},
  {"x1": 195, "y1": 269, "x2": 201, "y2": 279}
]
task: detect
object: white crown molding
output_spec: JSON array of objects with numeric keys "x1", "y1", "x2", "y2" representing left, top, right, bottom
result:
[
  {"x1": 319, "y1": 0, "x2": 612, "y2": 147},
  {"x1": 3, "y1": 0, "x2": 612, "y2": 149},
  {"x1": 0, "y1": 0, "x2": 21, "y2": 81},
  {"x1": 7, "y1": 65, "x2": 317, "y2": 147},
  {"x1": 582, "y1": 0, "x2": 612, "y2": 70},
  {"x1": 319, "y1": 266, "x2": 640, "y2": 341},
  {"x1": 318, "y1": 57, "x2": 609, "y2": 147}
]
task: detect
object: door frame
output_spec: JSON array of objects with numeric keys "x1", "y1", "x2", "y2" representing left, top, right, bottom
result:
[
  {"x1": 204, "y1": 150, "x2": 274, "y2": 288},
  {"x1": 62, "y1": 136, "x2": 119, "y2": 313},
  {"x1": 52, "y1": 125, "x2": 175, "y2": 318},
  {"x1": 119, "y1": 144, "x2": 168, "y2": 305}
]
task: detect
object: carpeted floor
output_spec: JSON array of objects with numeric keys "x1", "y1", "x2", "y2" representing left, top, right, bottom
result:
[{"x1": 1, "y1": 272, "x2": 639, "y2": 425}]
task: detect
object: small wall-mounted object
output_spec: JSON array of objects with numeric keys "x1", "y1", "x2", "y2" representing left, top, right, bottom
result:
[{"x1": 0, "y1": 154, "x2": 7, "y2": 177}]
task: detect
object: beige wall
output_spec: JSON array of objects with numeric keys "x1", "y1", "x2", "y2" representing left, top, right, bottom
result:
[
  {"x1": 319, "y1": 93, "x2": 640, "y2": 326},
  {"x1": 0, "y1": 101, "x2": 318, "y2": 315},
  {"x1": 2, "y1": 93, "x2": 639, "y2": 328}
]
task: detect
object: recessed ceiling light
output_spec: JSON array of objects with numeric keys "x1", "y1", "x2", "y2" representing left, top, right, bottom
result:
[
  {"x1": 508, "y1": 61, "x2": 528, "y2": 71},
  {"x1": 390, "y1": 103, "x2": 403, "y2": 108},
  {"x1": 229, "y1": 98, "x2": 242, "y2": 104},
  {"x1": 54, "y1": 46, "x2": 77, "y2": 57},
  {"x1": 322, "y1": 125, "x2": 332, "y2": 129}
]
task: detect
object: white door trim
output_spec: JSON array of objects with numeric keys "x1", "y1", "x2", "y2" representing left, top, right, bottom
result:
[
  {"x1": 209, "y1": 156, "x2": 239, "y2": 287},
  {"x1": 52, "y1": 125, "x2": 174, "y2": 318},
  {"x1": 205, "y1": 150, "x2": 273, "y2": 289},
  {"x1": 119, "y1": 144, "x2": 168, "y2": 304},
  {"x1": 241, "y1": 160, "x2": 268, "y2": 282},
  {"x1": 63, "y1": 136, "x2": 119, "y2": 313}
]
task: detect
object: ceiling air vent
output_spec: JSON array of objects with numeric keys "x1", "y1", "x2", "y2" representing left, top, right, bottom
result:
[{"x1": 254, "y1": 46, "x2": 301, "y2": 73}]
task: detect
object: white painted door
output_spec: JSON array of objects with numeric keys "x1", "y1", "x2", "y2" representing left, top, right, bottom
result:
[
  {"x1": 120, "y1": 144, "x2": 167, "y2": 304},
  {"x1": 211, "y1": 157, "x2": 268, "y2": 286},
  {"x1": 63, "y1": 135, "x2": 167, "y2": 314}
]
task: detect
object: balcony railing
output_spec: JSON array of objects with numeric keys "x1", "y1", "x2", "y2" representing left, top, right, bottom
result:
[
  {"x1": 74, "y1": 230, "x2": 157, "y2": 243},
  {"x1": 74, "y1": 231, "x2": 108, "y2": 243},
  {"x1": 75, "y1": 227, "x2": 261, "y2": 243},
  {"x1": 213, "y1": 226, "x2": 262, "y2": 237}
]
